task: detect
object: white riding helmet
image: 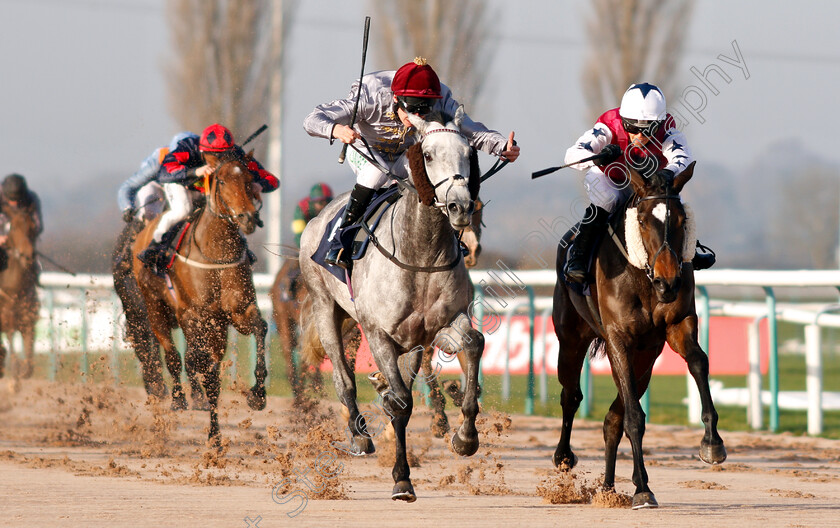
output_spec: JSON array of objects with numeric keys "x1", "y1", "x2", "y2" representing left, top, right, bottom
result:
[{"x1": 619, "y1": 83, "x2": 667, "y2": 122}]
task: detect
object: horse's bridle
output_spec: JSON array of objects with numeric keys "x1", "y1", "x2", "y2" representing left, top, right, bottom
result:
[
  {"x1": 633, "y1": 193, "x2": 684, "y2": 281},
  {"x1": 205, "y1": 164, "x2": 264, "y2": 226}
]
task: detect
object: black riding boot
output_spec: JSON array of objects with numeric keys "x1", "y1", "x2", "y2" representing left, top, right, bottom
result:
[
  {"x1": 691, "y1": 240, "x2": 716, "y2": 270},
  {"x1": 138, "y1": 228, "x2": 177, "y2": 275},
  {"x1": 325, "y1": 184, "x2": 376, "y2": 269},
  {"x1": 564, "y1": 204, "x2": 609, "y2": 284}
]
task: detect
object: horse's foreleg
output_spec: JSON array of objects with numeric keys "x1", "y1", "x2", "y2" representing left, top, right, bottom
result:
[
  {"x1": 0, "y1": 337, "x2": 6, "y2": 378},
  {"x1": 147, "y1": 304, "x2": 187, "y2": 411},
  {"x1": 421, "y1": 345, "x2": 449, "y2": 437},
  {"x1": 247, "y1": 315, "x2": 268, "y2": 411},
  {"x1": 667, "y1": 317, "x2": 726, "y2": 465},
  {"x1": 21, "y1": 323, "x2": 35, "y2": 379},
  {"x1": 204, "y1": 360, "x2": 222, "y2": 443},
  {"x1": 607, "y1": 347, "x2": 656, "y2": 509},
  {"x1": 184, "y1": 346, "x2": 211, "y2": 411},
  {"x1": 438, "y1": 316, "x2": 483, "y2": 457},
  {"x1": 367, "y1": 330, "x2": 419, "y2": 502},
  {"x1": 602, "y1": 396, "x2": 624, "y2": 490}
]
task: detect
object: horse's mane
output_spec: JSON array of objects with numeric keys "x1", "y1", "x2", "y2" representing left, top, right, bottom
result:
[{"x1": 406, "y1": 110, "x2": 481, "y2": 205}]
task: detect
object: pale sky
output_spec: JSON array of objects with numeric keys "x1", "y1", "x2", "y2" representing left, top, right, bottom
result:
[{"x1": 2, "y1": 0, "x2": 839, "y2": 255}]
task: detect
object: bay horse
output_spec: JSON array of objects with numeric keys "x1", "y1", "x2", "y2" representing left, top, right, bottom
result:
[
  {"x1": 0, "y1": 203, "x2": 40, "y2": 379},
  {"x1": 299, "y1": 107, "x2": 484, "y2": 502},
  {"x1": 112, "y1": 180, "x2": 178, "y2": 400},
  {"x1": 132, "y1": 151, "x2": 268, "y2": 441},
  {"x1": 551, "y1": 161, "x2": 726, "y2": 509}
]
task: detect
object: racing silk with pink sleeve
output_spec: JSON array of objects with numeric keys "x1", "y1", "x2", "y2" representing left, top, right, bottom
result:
[
  {"x1": 159, "y1": 136, "x2": 279, "y2": 192},
  {"x1": 564, "y1": 108, "x2": 693, "y2": 181},
  {"x1": 303, "y1": 70, "x2": 508, "y2": 162}
]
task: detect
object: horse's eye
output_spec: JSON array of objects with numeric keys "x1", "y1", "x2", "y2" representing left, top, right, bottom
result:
[{"x1": 424, "y1": 153, "x2": 433, "y2": 162}]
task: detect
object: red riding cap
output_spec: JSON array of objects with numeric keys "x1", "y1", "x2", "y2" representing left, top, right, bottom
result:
[
  {"x1": 199, "y1": 124, "x2": 235, "y2": 152},
  {"x1": 392, "y1": 57, "x2": 442, "y2": 99}
]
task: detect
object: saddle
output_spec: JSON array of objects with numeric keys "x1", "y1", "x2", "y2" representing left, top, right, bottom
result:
[{"x1": 311, "y1": 185, "x2": 401, "y2": 284}]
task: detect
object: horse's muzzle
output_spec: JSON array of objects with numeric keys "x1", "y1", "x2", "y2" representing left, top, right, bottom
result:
[
  {"x1": 652, "y1": 276, "x2": 681, "y2": 304},
  {"x1": 447, "y1": 200, "x2": 473, "y2": 230}
]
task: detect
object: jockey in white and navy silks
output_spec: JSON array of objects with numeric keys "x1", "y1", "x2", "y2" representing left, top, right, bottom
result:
[
  {"x1": 562, "y1": 83, "x2": 711, "y2": 283},
  {"x1": 303, "y1": 57, "x2": 520, "y2": 269},
  {"x1": 117, "y1": 132, "x2": 197, "y2": 223}
]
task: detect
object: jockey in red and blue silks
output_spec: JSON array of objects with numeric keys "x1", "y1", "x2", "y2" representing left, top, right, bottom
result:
[
  {"x1": 563, "y1": 83, "x2": 712, "y2": 283},
  {"x1": 137, "y1": 123, "x2": 279, "y2": 274}
]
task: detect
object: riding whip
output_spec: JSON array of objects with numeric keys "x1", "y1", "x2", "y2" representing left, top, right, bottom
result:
[
  {"x1": 241, "y1": 124, "x2": 268, "y2": 147},
  {"x1": 35, "y1": 250, "x2": 76, "y2": 276},
  {"x1": 338, "y1": 16, "x2": 371, "y2": 164},
  {"x1": 531, "y1": 153, "x2": 606, "y2": 179}
]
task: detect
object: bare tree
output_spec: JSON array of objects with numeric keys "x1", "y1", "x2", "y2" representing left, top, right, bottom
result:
[
  {"x1": 166, "y1": 0, "x2": 297, "y2": 156},
  {"x1": 770, "y1": 166, "x2": 839, "y2": 269},
  {"x1": 370, "y1": 0, "x2": 497, "y2": 110},
  {"x1": 582, "y1": 0, "x2": 694, "y2": 119}
]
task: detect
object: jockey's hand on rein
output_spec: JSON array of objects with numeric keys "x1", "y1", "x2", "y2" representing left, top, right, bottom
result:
[
  {"x1": 655, "y1": 168, "x2": 675, "y2": 182},
  {"x1": 594, "y1": 144, "x2": 621, "y2": 167}
]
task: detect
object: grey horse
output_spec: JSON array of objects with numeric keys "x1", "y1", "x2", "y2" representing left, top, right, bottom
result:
[{"x1": 299, "y1": 107, "x2": 484, "y2": 502}]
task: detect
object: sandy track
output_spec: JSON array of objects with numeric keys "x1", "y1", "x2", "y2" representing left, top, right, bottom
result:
[{"x1": 1, "y1": 379, "x2": 839, "y2": 527}]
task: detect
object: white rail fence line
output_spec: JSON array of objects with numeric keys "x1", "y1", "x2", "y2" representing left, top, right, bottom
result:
[{"x1": 23, "y1": 269, "x2": 840, "y2": 434}]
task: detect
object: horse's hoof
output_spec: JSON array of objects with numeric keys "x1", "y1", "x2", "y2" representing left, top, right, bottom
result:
[
  {"x1": 552, "y1": 450, "x2": 578, "y2": 470},
  {"x1": 430, "y1": 412, "x2": 450, "y2": 438},
  {"x1": 246, "y1": 386, "x2": 267, "y2": 411},
  {"x1": 351, "y1": 435, "x2": 375, "y2": 456},
  {"x1": 632, "y1": 491, "x2": 658, "y2": 510},
  {"x1": 451, "y1": 431, "x2": 479, "y2": 457},
  {"x1": 699, "y1": 442, "x2": 727, "y2": 465},
  {"x1": 171, "y1": 394, "x2": 188, "y2": 411},
  {"x1": 391, "y1": 480, "x2": 417, "y2": 503}
]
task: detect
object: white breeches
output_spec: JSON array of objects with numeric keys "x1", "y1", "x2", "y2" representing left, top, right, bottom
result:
[
  {"x1": 346, "y1": 148, "x2": 410, "y2": 189},
  {"x1": 583, "y1": 167, "x2": 633, "y2": 213},
  {"x1": 153, "y1": 183, "x2": 193, "y2": 241}
]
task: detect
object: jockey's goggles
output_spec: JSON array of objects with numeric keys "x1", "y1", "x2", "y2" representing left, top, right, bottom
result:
[
  {"x1": 396, "y1": 96, "x2": 433, "y2": 116},
  {"x1": 622, "y1": 117, "x2": 661, "y2": 137}
]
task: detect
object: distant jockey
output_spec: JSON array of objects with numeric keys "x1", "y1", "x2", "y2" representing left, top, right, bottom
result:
[
  {"x1": 303, "y1": 57, "x2": 520, "y2": 269},
  {"x1": 292, "y1": 182, "x2": 334, "y2": 248},
  {"x1": 118, "y1": 131, "x2": 197, "y2": 223}
]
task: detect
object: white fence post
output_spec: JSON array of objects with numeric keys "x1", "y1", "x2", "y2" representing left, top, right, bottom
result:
[
  {"x1": 748, "y1": 317, "x2": 763, "y2": 430},
  {"x1": 805, "y1": 324, "x2": 823, "y2": 435}
]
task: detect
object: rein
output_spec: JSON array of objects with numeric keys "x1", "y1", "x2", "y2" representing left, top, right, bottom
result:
[{"x1": 174, "y1": 161, "x2": 254, "y2": 269}]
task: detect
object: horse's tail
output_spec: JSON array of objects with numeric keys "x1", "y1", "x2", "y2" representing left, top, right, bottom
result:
[
  {"x1": 299, "y1": 296, "x2": 327, "y2": 366},
  {"x1": 587, "y1": 337, "x2": 606, "y2": 359}
]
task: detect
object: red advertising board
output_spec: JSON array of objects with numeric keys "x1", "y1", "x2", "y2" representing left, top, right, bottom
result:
[{"x1": 317, "y1": 316, "x2": 768, "y2": 376}]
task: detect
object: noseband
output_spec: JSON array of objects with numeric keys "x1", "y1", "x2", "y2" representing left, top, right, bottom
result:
[
  {"x1": 206, "y1": 165, "x2": 262, "y2": 225},
  {"x1": 421, "y1": 128, "x2": 473, "y2": 222}
]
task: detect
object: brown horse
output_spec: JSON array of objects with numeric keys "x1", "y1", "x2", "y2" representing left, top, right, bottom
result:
[
  {"x1": 112, "y1": 219, "x2": 167, "y2": 399},
  {"x1": 551, "y1": 162, "x2": 726, "y2": 509},
  {"x1": 0, "y1": 203, "x2": 40, "y2": 379},
  {"x1": 133, "y1": 152, "x2": 268, "y2": 440}
]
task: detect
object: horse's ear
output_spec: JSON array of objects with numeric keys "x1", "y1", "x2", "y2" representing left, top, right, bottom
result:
[
  {"x1": 408, "y1": 143, "x2": 436, "y2": 206},
  {"x1": 246, "y1": 149, "x2": 254, "y2": 161},
  {"x1": 628, "y1": 165, "x2": 647, "y2": 195},
  {"x1": 406, "y1": 112, "x2": 428, "y2": 135},
  {"x1": 671, "y1": 161, "x2": 696, "y2": 194},
  {"x1": 454, "y1": 105, "x2": 465, "y2": 129},
  {"x1": 468, "y1": 147, "x2": 481, "y2": 200}
]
